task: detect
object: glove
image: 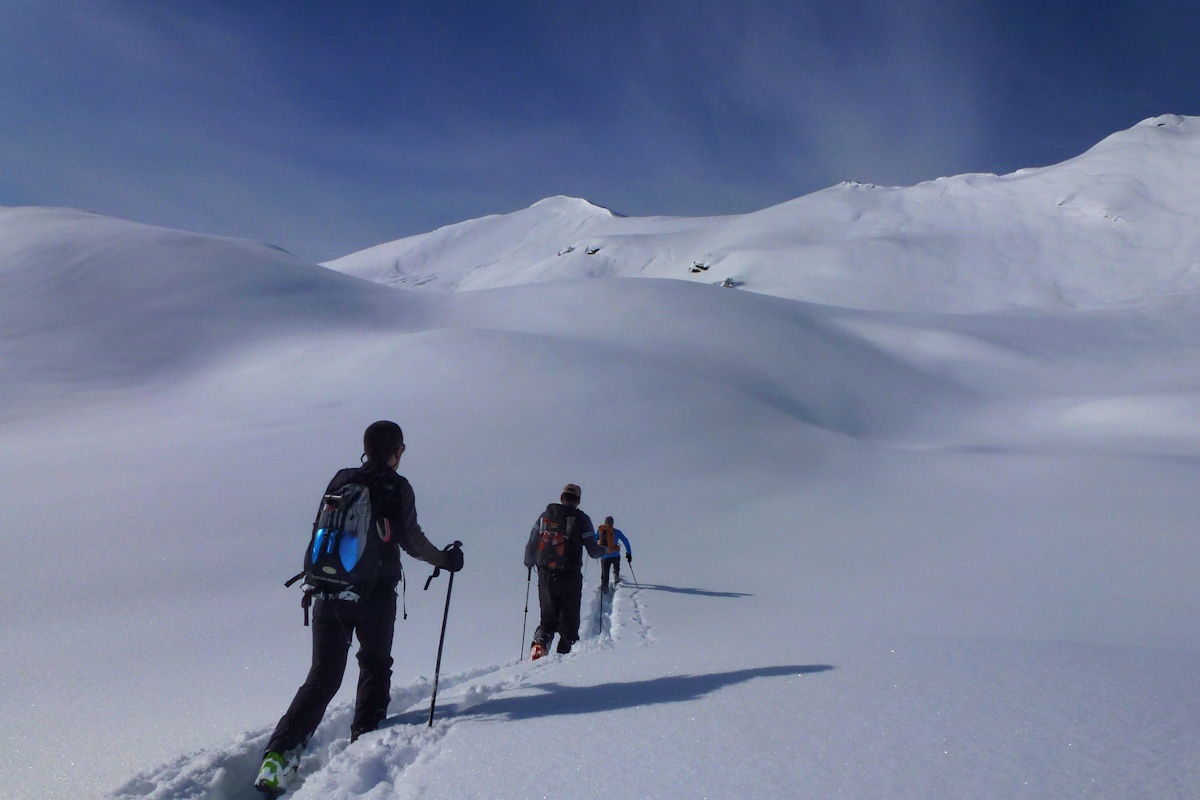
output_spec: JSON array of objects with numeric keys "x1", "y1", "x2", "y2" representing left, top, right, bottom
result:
[
  {"x1": 443, "y1": 546, "x2": 464, "y2": 573},
  {"x1": 626, "y1": 553, "x2": 633, "y2": 564}
]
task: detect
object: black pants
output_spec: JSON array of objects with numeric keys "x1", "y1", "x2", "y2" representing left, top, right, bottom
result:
[
  {"x1": 600, "y1": 557, "x2": 621, "y2": 591},
  {"x1": 533, "y1": 568, "x2": 582, "y2": 654},
  {"x1": 266, "y1": 590, "x2": 397, "y2": 754}
]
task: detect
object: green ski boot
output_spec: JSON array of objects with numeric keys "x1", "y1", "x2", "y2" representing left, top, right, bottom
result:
[{"x1": 254, "y1": 749, "x2": 299, "y2": 798}]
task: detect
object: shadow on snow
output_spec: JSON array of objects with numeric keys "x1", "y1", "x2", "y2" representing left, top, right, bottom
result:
[
  {"x1": 390, "y1": 665, "x2": 833, "y2": 726},
  {"x1": 629, "y1": 583, "x2": 753, "y2": 598}
]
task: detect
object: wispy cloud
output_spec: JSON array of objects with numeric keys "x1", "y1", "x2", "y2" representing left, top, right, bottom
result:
[{"x1": 2, "y1": 1, "x2": 1199, "y2": 260}]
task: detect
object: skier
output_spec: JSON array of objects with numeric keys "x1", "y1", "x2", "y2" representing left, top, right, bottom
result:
[
  {"x1": 596, "y1": 516, "x2": 633, "y2": 593},
  {"x1": 255, "y1": 421, "x2": 464, "y2": 798},
  {"x1": 523, "y1": 483, "x2": 605, "y2": 659}
]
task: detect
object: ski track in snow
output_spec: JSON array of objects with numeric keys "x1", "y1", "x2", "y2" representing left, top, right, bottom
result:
[
  {"x1": 615, "y1": 583, "x2": 654, "y2": 645},
  {"x1": 106, "y1": 585, "x2": 653, "y2": 800}
]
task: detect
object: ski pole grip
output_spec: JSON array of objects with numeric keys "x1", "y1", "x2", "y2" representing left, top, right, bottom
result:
[{"x1": 424, "y1": 542, "x2": 464, "y2": 590}]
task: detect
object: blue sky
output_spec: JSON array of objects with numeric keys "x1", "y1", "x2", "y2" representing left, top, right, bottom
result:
[{"x1": 2, "y1": 1, "x2": 1198, "y2": 262}]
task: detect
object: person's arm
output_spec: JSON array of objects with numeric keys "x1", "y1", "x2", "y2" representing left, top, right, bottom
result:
[
  {"x1": 525, "y1": 517, "x2": 542, "y2": 569},
  {"x1": 615, "y1": 530, "x2": 631, "y2": 558},
  {"x1": 391, "y1": 478, "x2": 452, "y2": 568},
  {"x1": 579, "y1": 513, "x2": 606, "y2": 559}
]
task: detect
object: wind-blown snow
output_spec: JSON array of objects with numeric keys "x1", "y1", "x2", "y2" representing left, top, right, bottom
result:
[{"x1": 2, "y1": 116, "x2": 1199, "y2": 800}]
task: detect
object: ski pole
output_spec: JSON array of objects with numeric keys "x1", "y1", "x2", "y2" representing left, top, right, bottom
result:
[
  {"x1": 425, "y1": 541, "x2": 462, "y2": 727},
  {"x1": 626, "y1": 557, "x2": 640, "y2": 589},
  {"x1": 521, "y1": 566, "x2": 532, "y2": 660}
]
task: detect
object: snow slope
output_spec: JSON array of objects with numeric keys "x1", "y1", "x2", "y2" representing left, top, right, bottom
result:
[
  {"x1": 3, "y1": 117, "x2": 1200, "y2": 800},
  {"x1": 327, "y1": 115, "x2": 1200, "y2": 313},
  {"x1": 0, "y1": 207, "x2": 415, "y2": 417}
]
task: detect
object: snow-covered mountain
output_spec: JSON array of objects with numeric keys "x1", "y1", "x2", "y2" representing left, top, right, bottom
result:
[
  {"x1": 0, "y1": 207, "x2": 411, "y2": 412},
  {"x1": 3, "y1": 117, "x2": 1200, "y2": 800},
  {"x1": 327, "y1": 115, "x2": 1200, "y2": 313}
]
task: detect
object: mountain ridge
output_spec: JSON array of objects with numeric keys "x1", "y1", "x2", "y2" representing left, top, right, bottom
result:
[{"x1": 325, "y1": 115, "x2": 1200, "y2": 312}]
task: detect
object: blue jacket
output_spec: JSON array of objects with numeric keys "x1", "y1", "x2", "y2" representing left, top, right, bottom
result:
[{"x1": 599, "y1": 528, "x2": 631, "y2": 559}]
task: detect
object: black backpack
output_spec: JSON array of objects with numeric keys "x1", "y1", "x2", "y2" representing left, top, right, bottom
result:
[
  {"x1": 535, "y1": 504, "x2": 582, "y2": 571},
  {"x1": 286, "y1": 472, "x2": 392, "y2": 619}
]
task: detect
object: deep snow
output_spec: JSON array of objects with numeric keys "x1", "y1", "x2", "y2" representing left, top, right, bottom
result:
[{"x1": 2, "y1": 116, "x2": 1199, "y2": 800}]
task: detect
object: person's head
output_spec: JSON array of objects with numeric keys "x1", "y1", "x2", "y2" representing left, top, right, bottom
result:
[
  {"x1": 363, "y1": 420, "x2": 405, "y2": 468},
  {"x1": 604, "y1": 516, "x2": 614, "y2": 526},
  {"x1": 560, "y1": 483, "x2": 581, "y2": 508}
]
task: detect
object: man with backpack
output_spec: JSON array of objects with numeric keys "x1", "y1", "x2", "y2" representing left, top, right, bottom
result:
[
  {"x1": 596, "y1": 516, "x2": 633, "y2": 593},
  {"x1": 255, "y1": 421, "x2": 464, "y2": 798},
  {"x1": 524, "y1": 483, "x2": 605, "y2": 660}
]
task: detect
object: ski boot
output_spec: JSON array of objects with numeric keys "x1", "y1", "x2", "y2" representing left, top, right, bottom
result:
[{"x1": 255, "y1": 748, "x2": 300, "y2": 798}]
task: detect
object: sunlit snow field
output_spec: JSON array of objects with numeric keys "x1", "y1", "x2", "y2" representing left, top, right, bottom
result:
[{"x1": 3, "y1": 117, "x2": 1200, "y2": 799}]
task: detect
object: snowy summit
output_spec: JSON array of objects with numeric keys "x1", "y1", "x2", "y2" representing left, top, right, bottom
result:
[{"x1": 327, "y1": 115, "x2": 1200, "y2": 313}]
